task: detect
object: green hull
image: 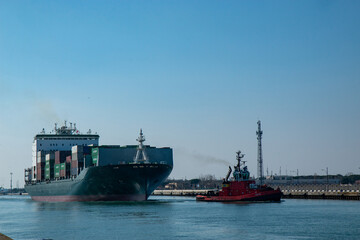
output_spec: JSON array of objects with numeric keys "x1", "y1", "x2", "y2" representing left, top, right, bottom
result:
[{"x1": 25, "y1": 163, "x2": 172, "y2": 202}]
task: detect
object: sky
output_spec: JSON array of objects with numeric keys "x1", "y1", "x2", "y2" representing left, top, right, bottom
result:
[{"x1": 0, "y1": 1, "x2": 359, "y2": 188}]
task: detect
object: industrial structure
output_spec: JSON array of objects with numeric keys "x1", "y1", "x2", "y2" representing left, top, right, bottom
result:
[{"x1": 256, "y1": 120, "x2": 264, "y2": 185}]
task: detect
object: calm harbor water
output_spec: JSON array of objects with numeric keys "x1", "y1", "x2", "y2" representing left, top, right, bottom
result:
[{"x1": 0, "y1": 195, "x2": 359, "y2": 240}]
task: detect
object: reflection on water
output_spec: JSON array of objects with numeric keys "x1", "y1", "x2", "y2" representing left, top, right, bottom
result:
[
  {"x1": 0, "y1": 195, "x2": 359, "y2": 240},
  {"x1": 33, "y1": 197, "x2": 165, "y2": 209}
]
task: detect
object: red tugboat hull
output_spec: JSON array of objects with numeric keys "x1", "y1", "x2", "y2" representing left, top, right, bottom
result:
[{"x1": 196, "y1": 189, "x2": 282, "y2": 202}]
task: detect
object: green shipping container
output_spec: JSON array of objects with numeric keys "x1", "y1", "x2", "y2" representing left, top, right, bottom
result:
[
  {"x1": 92, "y1": 148, "x2": 98, "y2": 165},
  {"x1": 46, "y1": 159, "x2": 55, "y2": 166},
  {"x1": 45, "y1": 167, "x2": 50, "y2": 180},
  {"x1": 60, "y1": 163, "x2": 65, "y2": 170},
  {"x1": 54, "y1": 164, "x2": 60, "y2": 178}
]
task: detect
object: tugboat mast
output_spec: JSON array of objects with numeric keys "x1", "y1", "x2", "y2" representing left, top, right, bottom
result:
[
  {"x1": 257, "y1": 120, "x2": 264, "y2": 185},
  {"x1": 236, "y1": 150, "x2": 245, "y2": 170}
]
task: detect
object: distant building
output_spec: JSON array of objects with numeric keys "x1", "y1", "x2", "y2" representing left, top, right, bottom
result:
[
  {"x1": 165, "y1": 183, "x2": 178, "y2": 189},
  {"x1": 264, "y1": 175, "x2": 340, "y2": 185}
]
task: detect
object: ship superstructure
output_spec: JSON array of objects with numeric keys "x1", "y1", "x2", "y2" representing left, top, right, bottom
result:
[{"x1": 31, "y1": 122, "x2": 99, "y2": 181}]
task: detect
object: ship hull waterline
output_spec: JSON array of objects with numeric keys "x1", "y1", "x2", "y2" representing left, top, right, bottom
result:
[
  {"x1": 25, "y1": 163, "x2": 172, "y2": 202},
  {"x1": 196, "y1": 190, "x2": 282, "y2": 202}
]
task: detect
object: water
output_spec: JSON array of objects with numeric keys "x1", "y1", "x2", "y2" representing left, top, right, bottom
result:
[{"x1": 0, "y1": 195, "x2": 359, "y2": 240}]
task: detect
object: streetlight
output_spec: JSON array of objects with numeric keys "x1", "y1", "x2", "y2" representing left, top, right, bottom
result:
[
  {"x1": 10, "y1": 172, "x2": 13, "y2": 195},
  {"x1": 290, "y1": 170, "x2": 296, "y2": 183},
  {"x1": 321, "y1": 167, "x2": 329, "y2": 184},
  {"x1": 321, "y1": 167, "x2": 329, "y2": 191}
]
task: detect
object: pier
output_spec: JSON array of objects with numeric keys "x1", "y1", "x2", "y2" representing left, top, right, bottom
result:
[
  {"x1": 281, "y1": 190, "x2": 360, "y2": 200},
  {"x1": 271, "y1": 184, "x2": 360, "y2": 200},
  {"x1": 153, "y1": 189, "x2": 214, "y2": 196},
  {"x1": 154, "y1": 183, "x2": 360, "y2": 200}
]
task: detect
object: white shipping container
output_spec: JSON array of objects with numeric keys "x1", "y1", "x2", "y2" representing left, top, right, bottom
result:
[
  {"x1": 45, "y1": 152, "x2": 55, "y2": 161},
  {"x1": 72, "y1": 145, "x2": 84, "y2": 153},
  {"x1": 37, "y1": 151, "x2": 47, "y2": 163}
]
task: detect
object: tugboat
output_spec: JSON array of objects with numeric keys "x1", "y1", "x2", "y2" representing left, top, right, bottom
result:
[{"x1": 196, "y1": 151, "x2": 282, "y2": 202}]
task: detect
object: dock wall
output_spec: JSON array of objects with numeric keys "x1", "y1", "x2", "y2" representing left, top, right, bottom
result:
[
  {"x1": 154, "y1": 184, "x2": 360, "y2": 200},
  {"x1": 269, "y1": 184, "x2": 360, "y2": 200},
  {"x1": 153, "y1": 189, "x2": 211, "y2": 196}
]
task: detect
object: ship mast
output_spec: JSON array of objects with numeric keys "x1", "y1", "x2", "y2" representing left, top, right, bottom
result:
[
  {"x1": 256, "y1": 120, "x2": 264, "y2": 185},
  {"x1": 234, "y1": 151, "x2": 245, "y2": 181},
  {"x1": 236, "y1": 150, "x2": 245, "y2": 170},
  {"x1": 54, "y1": 121, "x2": 77, "y2": 135},
  {"x1": 134, "y1": 129, "x2": 149, "y2": 163}
]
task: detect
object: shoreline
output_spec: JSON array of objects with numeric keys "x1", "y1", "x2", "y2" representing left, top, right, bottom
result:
[{"x1": 153, "y1": 188, "x2": 360, "y2": 200}]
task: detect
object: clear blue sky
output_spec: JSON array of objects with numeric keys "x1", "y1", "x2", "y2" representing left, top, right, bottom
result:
[{"x1": 0, "y1": 1, "x2": 359, "y2": 187}]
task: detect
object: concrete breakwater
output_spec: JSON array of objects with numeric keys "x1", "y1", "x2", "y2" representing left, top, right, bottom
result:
[
  {"x1": 269, "y1": 184, "x2": 360, "y2": 200},
  {"x1": 153, "y1": 184, "x2": 360, "y2": 200}
]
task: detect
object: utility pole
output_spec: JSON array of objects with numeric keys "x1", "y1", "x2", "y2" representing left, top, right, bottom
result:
[
  {"x1": 326, "y1": 167, "x2": 329, "y2": 185},
  {"x1": 297, "y1": 169, "x2": 299, "y2": 184},
  {"x1": 10, "y1": 172, "x2": 13, "y2": 195},
  {"x1": 256, "y1": 121, "x2": 264, "y2": 185},
  {"x1": 326, "y1": 167, "x2": 329, "y2": 191},
  {"x1": 322, "y1": 167, "x2": 329, "y2": 190}
]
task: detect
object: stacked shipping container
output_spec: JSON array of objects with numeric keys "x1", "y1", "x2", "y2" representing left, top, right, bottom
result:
[
  {"x1": 36, "y1": 151, "x2": 47, "y2": 181},
  {"x1": 55, "y1": 151, "x2": 71, "y2": 164},
  {"x1": 55, "y1": 150, "x2": 71, "y2": 179},
  {"x1": 54, "y1": 164, "x2": 60, "y2": 178},
  {"x1": 91, "y1": 148, "x2": 98, "y2": 165},
  {"x1": 35, "y1": 145, "x2": 173, "y2": 181},
  {"x1": 36, "y1": 150, "x2": 73, "y2": 181},
  {"x1": 45, "y1": 152, "x2": 55, "y2": 180},
  {"x1": 59, "y1": 162, "x2": 70, "y2": 178},
  {"x1": 71, "y1": 146, "x2": 91, "y2": 176}
]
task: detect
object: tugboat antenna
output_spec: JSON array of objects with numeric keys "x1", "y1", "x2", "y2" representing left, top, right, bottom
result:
[{"x1": 257, "y1": 120, "x2": 264, "y2": 185}]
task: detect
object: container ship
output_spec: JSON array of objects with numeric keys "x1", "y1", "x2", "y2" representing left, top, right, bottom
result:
[{"x1": 24, "y1": 122, "x2": 173, "y2": 202}]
